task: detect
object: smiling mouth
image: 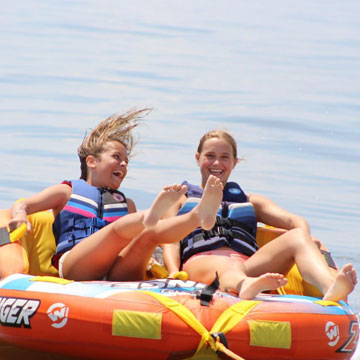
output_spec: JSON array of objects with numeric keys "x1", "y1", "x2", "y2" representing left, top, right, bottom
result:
[
  {"x1": 209, "y1": 169, "x2": 223, "y2": 176},
  {"x1": 113, "y1": 171, "x2": 123, "y2": 178}
]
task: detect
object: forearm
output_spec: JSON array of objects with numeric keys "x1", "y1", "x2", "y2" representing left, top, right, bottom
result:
[
  {"x1": 163, "y1": 243, "x2": 181, "y2": 274},
  {"x1": 249, "y1": 193, "x2": 311, "y2": 234},
  {"x1": 12, "y1": 184, "x2": 71, "y2": 217}
]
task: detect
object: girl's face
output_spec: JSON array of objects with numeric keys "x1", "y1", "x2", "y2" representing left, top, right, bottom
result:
[
  {"x1": 88, "y1": 141, "x2": 128, "y2": 189},
  {"x1": 196, "y1": 137, "x2": 237, "y2": 188}
]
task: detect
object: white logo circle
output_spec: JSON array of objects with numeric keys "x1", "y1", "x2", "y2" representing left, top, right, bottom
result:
[
  {"x1": 325, "y1": 321, "x2": 340, "y2": 347},
  {"x1": 47, "y1": 303, "x2": 69, "y2": 329}
]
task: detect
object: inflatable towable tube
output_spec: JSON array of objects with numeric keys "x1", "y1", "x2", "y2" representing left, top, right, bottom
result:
[{"x1": 0, "y1": 274, "x2": 358, "y2": 360}]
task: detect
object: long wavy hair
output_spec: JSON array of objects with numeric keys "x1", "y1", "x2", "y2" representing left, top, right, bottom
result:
[{"x1": 78, "y1": 108, "x2": 150, "y2": 180}]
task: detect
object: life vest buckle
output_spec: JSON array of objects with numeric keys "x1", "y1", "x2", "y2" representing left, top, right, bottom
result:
[
  {"x1": 216, "y1": 227, "x2": 234, "y2": 240},
  {"x1": 197, "y1": 272, "x2": 220, "y2": 306},
  {"x1": 216, "y1": 216, "x2": 232, "y2": 229}
]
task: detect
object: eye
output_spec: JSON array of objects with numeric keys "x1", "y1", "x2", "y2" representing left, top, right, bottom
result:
[{"x1": 113, "y1": 153, "x2": 129, "y2": 165}]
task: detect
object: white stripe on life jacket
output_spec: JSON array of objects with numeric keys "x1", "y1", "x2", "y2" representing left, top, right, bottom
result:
[
  {"x1": 104, "y1": 203, "x2": 128, "y2": 210},
  {"x1": 70, "y1": 193, "x2": 98, "y2": 209}
]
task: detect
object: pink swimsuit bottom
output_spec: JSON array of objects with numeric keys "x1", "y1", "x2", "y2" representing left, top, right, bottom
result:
[{"x1": 183, "y1": 248, "x2": 249, "y2": 272}]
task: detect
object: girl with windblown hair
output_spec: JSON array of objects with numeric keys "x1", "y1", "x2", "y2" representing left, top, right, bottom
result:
[{"x1": 8, "y1": 109, "x2": 224, "y2": 281}]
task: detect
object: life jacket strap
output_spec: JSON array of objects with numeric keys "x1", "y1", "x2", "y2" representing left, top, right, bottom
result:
[
  {"x1": 199, "y1": 225, "x2": 257, "y2": 250},
  {"x1": 197, "y1": 272, "x2": 220, "y2": 306},
  {"x1": 56, "y1": 217, "x2": 108, "y2": 254},
  {"x1": 215, "y1": 216, "x2": 254, "y2": 235}
]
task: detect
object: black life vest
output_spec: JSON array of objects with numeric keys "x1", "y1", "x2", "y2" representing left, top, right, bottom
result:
[{"x1": 180, "y1": 181, "x2": 258, "y2": 263}]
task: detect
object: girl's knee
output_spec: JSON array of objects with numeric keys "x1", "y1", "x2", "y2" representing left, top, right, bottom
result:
[
  {"x1": 286, "y1": 228, "x2": 312, "y2": 248},
  {"x1": 286, "y1": 227, "x2": 306, "y2": 239},
  {"x1": 136, "y1": 229, "x2": 158, "y2": 247}
]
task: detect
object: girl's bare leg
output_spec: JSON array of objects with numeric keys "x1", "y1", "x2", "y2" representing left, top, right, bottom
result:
[
  {"x1": 244, "y1": 228, "x2": 357, "y2": 301},
  {"x1": 183, "y1": 252, "x2": 287, "y2": 299},
  {"x1": 62, "y1": 184, "x2": 188, "y2": 280},
  {"x1": 107, "y1": 175, "x2": 224, "y2": 280}
]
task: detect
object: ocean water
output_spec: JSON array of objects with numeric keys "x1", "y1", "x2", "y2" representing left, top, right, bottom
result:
[{"x1": 1, "y1": 0, "x2": 360, "y2": 357}]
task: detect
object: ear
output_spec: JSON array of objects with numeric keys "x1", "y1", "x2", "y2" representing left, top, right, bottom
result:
[
  {"x1": 195, "y1": 152, "x2": 200, "y2": 166},
  {"x1": 86, "y1": 155, "x2": 97, "y2": 169},
  {"x1": 233, "y1": 157, "x2": 239, "y2": 169}
]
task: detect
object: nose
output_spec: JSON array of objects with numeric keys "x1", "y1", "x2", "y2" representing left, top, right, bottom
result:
[
  {"x1": 120, "y1": 159, "x2": 128, "y2": 167},
  {"x1": 212, "y1": 157, "x2": 221, "y2": 165}
]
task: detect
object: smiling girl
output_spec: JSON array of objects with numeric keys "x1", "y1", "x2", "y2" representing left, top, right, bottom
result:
[{"x1": 163, "y1": 130, "x2": 357, "y2": 301}]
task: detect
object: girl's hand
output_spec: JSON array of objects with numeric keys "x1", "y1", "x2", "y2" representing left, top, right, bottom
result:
[{"x1": 8, "y1": 209, "x2": 31, "y2": 233}]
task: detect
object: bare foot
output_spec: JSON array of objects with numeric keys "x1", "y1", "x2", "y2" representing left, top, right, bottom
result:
[
  {"x1": 239, "y1": 273, "x2": 288, "y2": 300},
  {"x1": 143, "y1": 184, "x2": 188, "y2": 228},
  {"x1": 194, "y1": 175, "x2": 223, "y2": 230},
  {"x1": 322, "y1": 263, "x2": 357, "y2": 302}
]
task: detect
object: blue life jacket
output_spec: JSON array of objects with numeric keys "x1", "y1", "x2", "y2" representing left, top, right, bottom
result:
[
  {"x1": 180, "y1": 181, "x2": 258, "y2": 263},
  {"x1": 53, "y1": 179, "x2": 128, "y2": 255}
]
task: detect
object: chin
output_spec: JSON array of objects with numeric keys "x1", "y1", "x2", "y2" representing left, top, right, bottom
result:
[
  {"x1": 111, "y1": 178, "x2": 123, "y2": 188},
  {"x1": 109, "y1": 183, "x2": 120, "y2": 190}
]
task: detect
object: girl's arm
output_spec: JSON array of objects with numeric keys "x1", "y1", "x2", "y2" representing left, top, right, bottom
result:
[
  {"x1": 9, "y1": 184, "x2": 71, "y2": 231},
  {"x1": 126, "y1": 198, "x2": 137, "y2": 213},
  {"x1": 248, "y1": 193, "x2": 310, "y2": 233},
  {"x1": 162, "y1": 242, "x2": 181, "y2": 277}
]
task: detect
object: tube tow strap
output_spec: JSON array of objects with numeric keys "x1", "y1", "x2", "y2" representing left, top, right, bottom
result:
[
  {"x1": 140, "y1": 290, "x2": 260, "y2": 360},
  {"x1": 0, "y1": 223, "x2": 27, "y2": 246}
]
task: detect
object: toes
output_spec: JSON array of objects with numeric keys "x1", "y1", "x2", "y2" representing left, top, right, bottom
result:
[
  {"x1": 207, "y1": 175, "x2": 216, "y2": 186},
  {"x1": 342, "y1": 263, "x2": 353, "y2": 273},
  {"x1": 180, "y1": 185, "x2": 188, "y2": 195},
  {"x1": 162, "y1": 184, "x2": 186, "y2": 193}
]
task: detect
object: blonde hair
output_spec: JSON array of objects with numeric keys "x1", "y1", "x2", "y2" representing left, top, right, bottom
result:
[
  {"x1": 78, "y1": 108, "x2": 150, "y2": 180},
  {"x1": 197, "y1": 129, "x2": 238, "y2": 159}
]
